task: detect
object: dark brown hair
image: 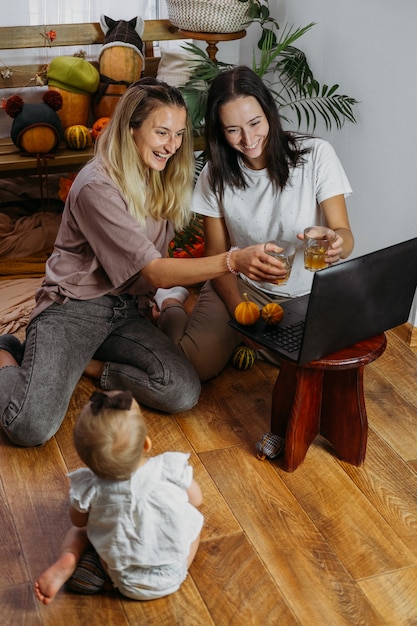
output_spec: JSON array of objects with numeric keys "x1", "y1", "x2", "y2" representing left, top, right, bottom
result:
[{"x1": 205, "y1": 65, "x2": 310, "y2": 201}]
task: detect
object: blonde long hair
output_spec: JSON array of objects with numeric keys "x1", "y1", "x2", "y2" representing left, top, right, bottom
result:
[{"x1": 95, "y1": 78, "x2": 194, "y2": 231}]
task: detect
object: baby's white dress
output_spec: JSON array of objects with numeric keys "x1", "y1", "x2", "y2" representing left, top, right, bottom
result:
[{"x1": 68, "y1": 451, "x2": 204, "y2": 600}]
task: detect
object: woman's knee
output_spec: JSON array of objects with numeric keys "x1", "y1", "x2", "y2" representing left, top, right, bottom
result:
[
  {"x1": 164, "y1": 365, "x2": 201, "y2": 413},
  {"x1": 1, "y1": 389, "x2": 67, "y2": 447},
  {"x1": 2, "y1": 412, "x2": 60, "y2": 447}
]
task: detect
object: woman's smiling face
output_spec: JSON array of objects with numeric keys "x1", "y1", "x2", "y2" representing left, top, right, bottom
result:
[
  {"x1": 219, "y1": 96, "x2": 269, "y2": 170},
  {"x1": 130, "y1": 104, "x2": 187, "y2": 171}
]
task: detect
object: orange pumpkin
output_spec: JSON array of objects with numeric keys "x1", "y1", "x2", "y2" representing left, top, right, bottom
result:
[
  {"x1": 64, "y1": 125, "x2": 91, "y2": 150},
  {"x1": 48, "y1": 86, "x2": 91, "y2": 130},
  {"x1": 19, "y1": 127, "x2": 57, "y2": 154},
  {"x1": 234, "y1": 293, "x2": 260, "y2": 326},
  {"x1": 93, "y1": 47, "x2": 143, "y2": 119},
  {"x1": 100, "y1": 46, "x2": 143, "y2": 83},
  {"x1": 92, "y1": 117, "x2": 111, "y2": 140},
  {"x1": 261, "y1": 302, "x2": 284, "y2": 325}
]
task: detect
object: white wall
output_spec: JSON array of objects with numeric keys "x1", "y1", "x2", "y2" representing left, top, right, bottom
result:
[{"x1": 239, "y1": 0, "x2": 417, "y2": 324}]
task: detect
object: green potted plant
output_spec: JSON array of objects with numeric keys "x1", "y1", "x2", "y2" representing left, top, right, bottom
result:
[
  {"x1": 179, "y1": 18, "x2": 358, "y2": 134},
  {"x1": 239, "y1": 0, "x2": 280, "y2": 49}
]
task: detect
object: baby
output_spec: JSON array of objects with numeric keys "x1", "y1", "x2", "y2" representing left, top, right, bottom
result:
[{"x1": 34, "y1": 389, "x2": 203, "y2": 603}]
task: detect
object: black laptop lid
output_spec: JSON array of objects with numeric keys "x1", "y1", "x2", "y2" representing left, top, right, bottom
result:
[{"x1": 298, "y1": 236, "x2": 417, "y2": 363}]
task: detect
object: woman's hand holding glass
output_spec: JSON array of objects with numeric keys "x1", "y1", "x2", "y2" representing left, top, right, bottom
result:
[
  {"x1": 230, "y1": 243, "x2": 291, "y2": 283},
  {"x1": 297, "y1": 229, "x2": 344, "y2": 268}
]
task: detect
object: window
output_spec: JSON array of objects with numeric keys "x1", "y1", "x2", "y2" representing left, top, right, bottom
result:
[{"x1": 28, "y1": 1, "x2": 158, "y2": 25}]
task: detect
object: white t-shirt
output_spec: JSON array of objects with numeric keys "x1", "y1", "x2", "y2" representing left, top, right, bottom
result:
[
  {"x1": 192, "y1": 137, "x2": 352, "y2": 297},
  {"x1": 68, "y1": 452, "x2": 204, "y2": 590}
]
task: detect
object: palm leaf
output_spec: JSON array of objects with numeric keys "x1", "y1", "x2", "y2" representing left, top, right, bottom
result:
[
  {"x1": 178, "y1": 24, "x2": 358, "y2": 133},
  {"x1": 255, "y1": 27, "x2": 359, "y2": 131}
]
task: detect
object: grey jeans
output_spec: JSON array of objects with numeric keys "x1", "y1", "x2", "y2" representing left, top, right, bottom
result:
[{"x1": 0, "y1": 294, "x2": 201, "y2": 447}]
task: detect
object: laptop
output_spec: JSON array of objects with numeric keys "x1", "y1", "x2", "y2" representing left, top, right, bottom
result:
[{"x1": 229, "y1": 237, "x2": 417, "y2": 365}]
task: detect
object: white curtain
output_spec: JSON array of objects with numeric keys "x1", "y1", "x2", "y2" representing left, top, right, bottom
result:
[{"x1": 3, "y1": 0, "x2": 156, "y2": 27}]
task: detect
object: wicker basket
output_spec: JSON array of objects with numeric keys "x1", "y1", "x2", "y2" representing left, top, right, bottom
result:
[{"x1": 166, "y1": 0, "x2": 249, "y2": 34}]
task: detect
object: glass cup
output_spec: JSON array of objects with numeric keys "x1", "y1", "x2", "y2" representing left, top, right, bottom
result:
[
  {"x1": 264, "y1": 240, "x2": 296, "y2": 285},
  {"x1": 303, "y1": 226, "x2": 336, "y2": 272}
]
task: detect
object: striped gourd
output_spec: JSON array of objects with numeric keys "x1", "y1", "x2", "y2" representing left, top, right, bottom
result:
[
  {"x1": 64, "y1": 125, "x2": 90, "y2": 150},
  {"x1": 232, "y1": 346, "x2": 256, "y2": 371}
]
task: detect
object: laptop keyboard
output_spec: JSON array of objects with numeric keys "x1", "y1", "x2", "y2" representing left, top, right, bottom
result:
[{"x1": 262, "y1": 321, "x2": 305, "y2": 353}]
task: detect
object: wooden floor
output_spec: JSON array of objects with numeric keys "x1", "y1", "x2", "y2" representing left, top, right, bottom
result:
[{"x1": 2, "y1": 327, "x2": 417, "y2": 625}]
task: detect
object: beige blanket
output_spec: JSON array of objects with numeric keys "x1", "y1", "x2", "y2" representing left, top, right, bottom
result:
[
  {"x1": 0, "y1": 200, "x2": 61, "y2": 334},
  {"x1": 0, "y1": 212, "x2": 61, "y2": 258},
  {"x1": 0, "y1": 277, "x2": 42, "y2": 334}
]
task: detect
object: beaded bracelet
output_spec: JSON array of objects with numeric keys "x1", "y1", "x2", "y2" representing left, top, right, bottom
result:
[{"x1": 226, "y1": 246, "x2": 240, "y2": 275}]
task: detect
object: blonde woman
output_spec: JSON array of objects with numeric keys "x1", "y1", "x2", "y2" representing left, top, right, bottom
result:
[{"x1": 0, "y1": 78, "x2": 284, "y2": 447}]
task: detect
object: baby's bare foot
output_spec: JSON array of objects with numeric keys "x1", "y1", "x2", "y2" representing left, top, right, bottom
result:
[{"x1": 34, "y1": 552, "x2": 77, "y2": 605}]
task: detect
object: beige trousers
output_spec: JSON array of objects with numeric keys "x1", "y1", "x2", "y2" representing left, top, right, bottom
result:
[{"x1": 159, "y1": 278, "x2": 285, "y2": 382}]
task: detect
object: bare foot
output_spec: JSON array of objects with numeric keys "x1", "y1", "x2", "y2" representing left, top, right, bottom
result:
[
  {"x1": 83, "y1": 359, "x2": 104, "y2": 380},
  {"x1": 34, "y1": 551, "x2": 77, "y2": 605}
]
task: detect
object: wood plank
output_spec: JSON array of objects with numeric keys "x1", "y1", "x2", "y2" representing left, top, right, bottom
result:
[
  {"x1": 280, "y1": 442, "x2": 417, "y2": 580},
  {"x1": 38, "y1": 592, "x2": 128, "y2": 626},
  {"x1": 359, "y1": 567, "x2": 417, "y2": 625},
  {"x1": 365, "y1": 368, "x2": 417, "y2": 460},
  {"x1": 0, "y1": 20, "x2": 181, "y2": 50},
  {"x1": 175, "y1": 379, "x2": 254, "y2": 453},
  {"x1": 0, "y1": 583, "x2": 43, "y2": 625},
  {"x1": 391, "y1": 322, "x2": 417, "y2": 351},
  {"x1": 364, "y1": 340, "x2": 417, "y2": 461},
  {"x1": 191, "y1": 534, "x2": 298, "y2": 625},
  {"x1": 213, "y1": 361, "x2": 276, "y2": 439},
  {"x1": 0, "y1": 134, "x2": 204, "y2": 178},
  {"x1": 0, "y1": 477, "x2": 28, "y2": 587},
  {"x1": 199, "y1": 445, "x2": 382, "y2": 625},
  {"x1": 337, "y1": 429, "x2": 417, "y2": 550},
  {"x1": 213, "y1": 359, "x2": 285, "y2": 441},
  {"x1": 369, "y1": 331, "x2": 417, "y2": 408}
]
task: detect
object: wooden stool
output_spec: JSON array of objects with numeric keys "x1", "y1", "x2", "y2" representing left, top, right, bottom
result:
[{"x1": 271, "y1": 333, "x2": 387, "y2": 472}]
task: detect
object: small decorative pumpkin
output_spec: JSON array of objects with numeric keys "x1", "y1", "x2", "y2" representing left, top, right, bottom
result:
[
  {"x1": 261, "y1": 302, "x2": 284, "y2": 325},
  {"x1": 234, "y1": 293, "x2": 260, "y2": 326},
  {"x1": 92, "y1": 116, "x2": 111, "y2": 140},
  {"x1": 64, "y1": 124, "x2": 91, "y2": 150},
  {"x1": 232, "y1": 346, "x2": 256, "y2": 371}
]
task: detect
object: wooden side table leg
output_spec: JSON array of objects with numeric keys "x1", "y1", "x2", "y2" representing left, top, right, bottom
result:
[
  {"x1": 205, "y1": 40, "x2": 220, "y2": 61},
  {"x1": 271, "y1": 363, "x2": 323, "y2": 472},
  {"x1": 271, "y1": 362, "x2": 297, "y2": 437},
  {"x1": 319, "y1": 366, "x2": 367, "y2": 465}
]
